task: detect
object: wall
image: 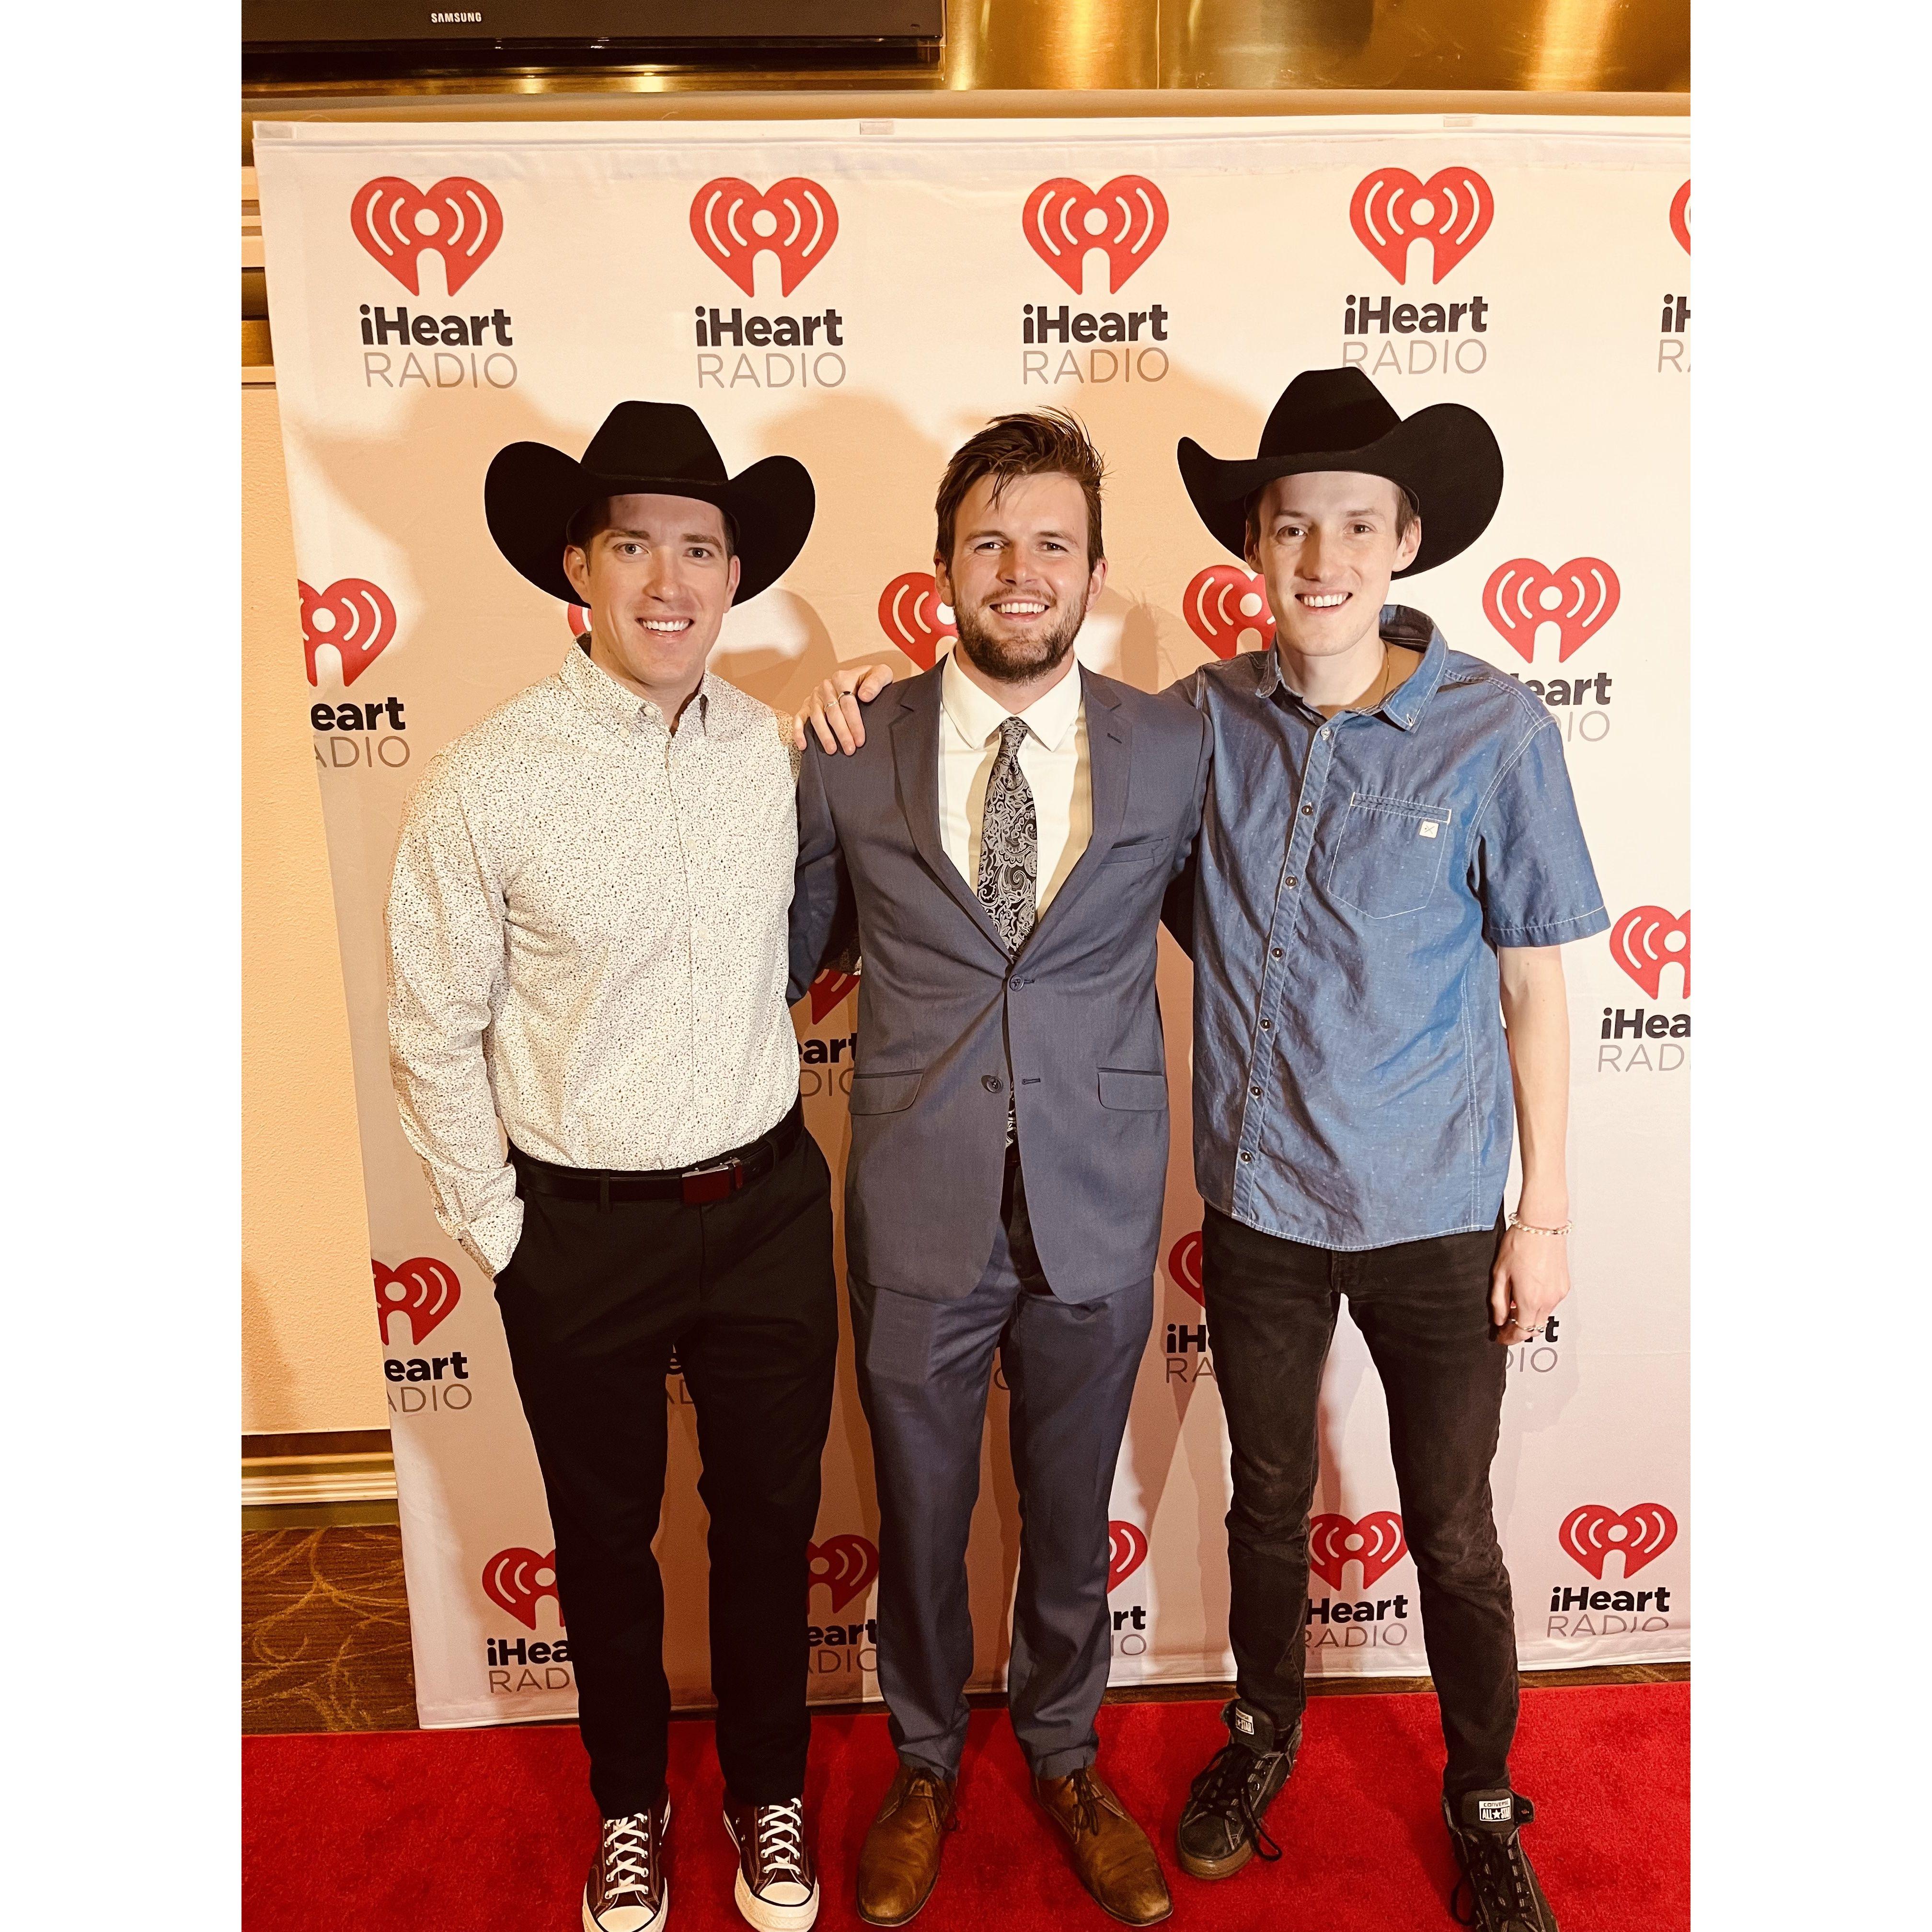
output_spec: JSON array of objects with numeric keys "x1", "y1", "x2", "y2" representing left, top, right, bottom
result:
[{"x1": 242, "y1": 374, "x2": 385, "y2": 1435}]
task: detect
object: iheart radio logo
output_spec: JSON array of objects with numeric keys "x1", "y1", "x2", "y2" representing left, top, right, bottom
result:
[
  {"x1": 1023, "y1": 177, "x2": 1168, "y2": 294},
  {"x1": 1183, "y1": 566, "x2": 1275, "y2": 660},
  {"x1": 566, "y1": 603, "x2": 590, "y2": 636},
  {"x1": 1165, "y1": 1230, "x2": 1205, "y2": 1307},
  {"x1": 808, "y1": 967, "x2": 860, "y2": 1024},
  {"x1": 1559, "y1": 1502, "x2": 1678, "y2": 1579},
  {"x1": 808, "y1": 1534, "x2": 879, "y2": 1614},
  {"x1": 350, "y1": 176, "x2": 503, "y2": 297},
  {"x1": 373, "y1": 1257, "x2": 461, "y2": 1347},
  {"x1": 1482, "y1": 557, "x2": 1621, "y2": 664},
  {"x1": 1610, "y1": 906, "x2": 1690, "y2": 999},
  {"x1": 300, "y1": 578, "x2": 397, "y2": 688},
  {"x1": 1108, "y1": 1521, "x2": 1150, "y2": 1592},
  {"x1": 1308, "y1": 1511, "x2": 1408, "y2": 1590},
  {"x1": 1350, "y1": 167, "x2": 1494, "y2": 284},
  {"x1": 1669, "y1": 180, "x2": 1691, "y2": 254},
  {"x1": 483, "y1": 1547, "x2": 562, "y2": 1630},
  {"x1": 690, "y1": 178, "x2": 839, "y2": 296},
  {"x1": 876, "y1": 571, "x2": 955, "y2": 670}
]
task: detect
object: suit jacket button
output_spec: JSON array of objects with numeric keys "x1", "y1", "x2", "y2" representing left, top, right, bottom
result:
[{"x1": 983, "y1": 1074, "x2": 1004, "y2": 1093}]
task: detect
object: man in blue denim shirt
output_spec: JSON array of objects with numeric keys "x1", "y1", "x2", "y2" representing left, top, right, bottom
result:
[{"x1": 1164, "y1": 369, "x2": 1605, "y2": 1932}]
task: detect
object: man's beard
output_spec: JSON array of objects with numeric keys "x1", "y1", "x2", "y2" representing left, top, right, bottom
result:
[{"x1": 952, "y1": 596, "x2": 1084, "y2": 685}]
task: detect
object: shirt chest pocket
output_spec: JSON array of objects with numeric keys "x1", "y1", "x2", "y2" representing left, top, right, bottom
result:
[{"x1": 1324, "y1": 793, "x2": 1453, "y2": 919}]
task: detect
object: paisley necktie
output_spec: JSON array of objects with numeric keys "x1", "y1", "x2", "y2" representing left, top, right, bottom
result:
[{"x1": 977, "y1": 715, "x2": 1038, "y2": 954}]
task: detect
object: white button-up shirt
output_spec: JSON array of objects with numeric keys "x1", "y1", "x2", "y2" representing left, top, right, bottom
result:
[
  {"x1": 386, "y1": 644, "x2": 802, "y2": 1276},
  {"x1": 936, "y1": 648, "x2": 1091, "y2": 914}
]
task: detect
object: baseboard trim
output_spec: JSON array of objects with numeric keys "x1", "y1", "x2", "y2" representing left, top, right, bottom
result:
[{"x1": 243, "y1": 1429, "x2": 396, "y2": 1516}]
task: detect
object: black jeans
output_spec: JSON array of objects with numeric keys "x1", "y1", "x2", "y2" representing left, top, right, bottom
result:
[
  {"x1": 1202, "y1": 1205, "x2": 1516, "y2": 1799},
  {"x1": 493, "y1": 1118, "x2": 838, "y2": 1818}
]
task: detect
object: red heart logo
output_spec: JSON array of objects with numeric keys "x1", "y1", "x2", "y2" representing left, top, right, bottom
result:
[
  {"x1": 1165, "y1": 1231, "x2": 1205, "y2": 1307},
  {"x1": 482, "y1": 1547, "x2": 561, "y2": 1630},
  {"x1": 1349, "y1": 167, "x2": 1494, "y2": 284},
  {"x1": 1609, "y1": 907, "x2": 1690, "y2": 1000},
  {"x1": 1182, "y1": 565, "x2": 1275, "y2": 660},
  {"x1": 566, "y1": 603, "x2": 591, "y2": 636},
  {"x1": 1107, "y1": 1521, "x2": 1150, "y2": 1592},
  {"x1": 1022, "y1": 176, "x2": 1169, "y2": 294},
  {"x1": 1482, "y1": 557, "x2": 1620, "y2": 664},
  {"x1": 299, "y1": 578, "x2": 398, "y2": 689},
  {"x1": 808, "y1": 968, "x2": 860, "y2": 1024},
  {"x1": 1669, "y1": 180, "x2": 1691, "y2": 254},
  {"x1": 876, "y1": 571, "x2": 955, "y2": 671},
  {"x1": 1559, "y1": 1502, "x2": 1678, "y2": 1579},
  {"x1": 690, "y1": 177, "x2": 840, "y2": 297},
  {"x1": 350, "y1": 176, "x2": 503, "y2": 296},
  {"x1": 373, "y1": 1257, "x2": 461, "y2": 1347},
  {"x1": 808, "y1": 1533, "x2": 879, "y2": 1613},
  {"x1": 1308, "y1": 1512, "x2": 1408, "y2": 1591}
]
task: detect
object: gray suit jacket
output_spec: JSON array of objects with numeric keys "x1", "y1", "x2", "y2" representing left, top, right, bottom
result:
[{"x1": 789, "y1": 663, "x2": 1211, "y2": 1303}]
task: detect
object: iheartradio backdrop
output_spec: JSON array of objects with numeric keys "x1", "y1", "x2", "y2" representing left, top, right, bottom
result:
[{"x1": 256, "y1": 115, "x2": 1690, "y2": 1729}]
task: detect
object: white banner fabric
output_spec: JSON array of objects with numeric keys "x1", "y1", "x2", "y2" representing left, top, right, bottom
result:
[{"x1": 255, "y1": 114, "x2": 1690, "y2": 1729}]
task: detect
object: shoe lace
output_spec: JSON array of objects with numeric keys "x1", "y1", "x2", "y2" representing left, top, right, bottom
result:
[
  {"x1": 754, "y1": 1800, "x2": 809, "y2": 1884},
  {"x1": 900, "y1": 1771, "x2": 959, "y2": 1832},
  {"x1": 601, "y1": 1811, "x2": 658, "y2": 1895},
  {"x1": 1187, "y1": 1744, "x2": 1283, "y2": 1863},
  {"x1": 1065, "y1": 1767, "x2": 1111, "y2": 1838},
  {"x1": 1450, "y1": 1824, "x2": 1538, "y2": 1927}
]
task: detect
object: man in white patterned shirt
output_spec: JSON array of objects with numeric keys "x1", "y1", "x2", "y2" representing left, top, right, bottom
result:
[{"x1": 388, "y1": 402, "x2": 881, "y2": 1932}]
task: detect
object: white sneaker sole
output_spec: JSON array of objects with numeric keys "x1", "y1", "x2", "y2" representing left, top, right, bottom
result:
[
  {"x1": 581, "y1": 1885, "x2": 668, "y2": 1932},
  {"x1": 732, "y1": 1867, "x2": 819, "y2": 1932}
]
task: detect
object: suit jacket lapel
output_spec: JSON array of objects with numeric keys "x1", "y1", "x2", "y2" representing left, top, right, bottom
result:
[
  {"x1": 1023, "y1": 667, "x2": 1129, "y2": 949},
  {"x1": 889, "y1": 668, "x2": 1011, "y2": 957}
]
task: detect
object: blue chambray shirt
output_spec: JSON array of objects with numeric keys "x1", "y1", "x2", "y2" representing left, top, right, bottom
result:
[{"x1": 1166, "y1": 605, "x2": 1609, "y2": 1252}]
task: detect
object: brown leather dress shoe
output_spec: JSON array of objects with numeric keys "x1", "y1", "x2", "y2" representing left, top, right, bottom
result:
[
  {"x1": 856, "y1": 1763, "x2": 957, "y2": 1926},
  {"x1": 1035, "y1": 1767, "x2": 1173, "y2": 1925}
]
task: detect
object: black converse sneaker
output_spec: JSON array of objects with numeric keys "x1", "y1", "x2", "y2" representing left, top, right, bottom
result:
[
  {"x1": 1174, "y1": 1699, "x2": 1301, "y2": 1880},
  {"x1": 584, "y1": 1798, "x2": 670, "y2": 1932},
  {"x1": 723, "y1": 1796, "x2": 819, "y2": 1931},
  {"x1": 1443, "y1": 1790, "x2": 1559, "y2": 1931}
]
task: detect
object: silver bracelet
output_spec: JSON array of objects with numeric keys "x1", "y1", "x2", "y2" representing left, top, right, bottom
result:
[{"x1": 1508, "y1": 1213, "x2": 1571, "y2": 1237}]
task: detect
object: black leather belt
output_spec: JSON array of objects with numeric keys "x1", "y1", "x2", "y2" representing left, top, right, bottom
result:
[{"x1": 511, "y1": 1100, "x2": 804, "y2": 1209}]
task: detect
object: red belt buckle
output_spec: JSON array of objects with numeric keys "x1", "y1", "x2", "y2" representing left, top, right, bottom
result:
[{"x1": 680, "y1": 1158, "x2": 744, "y2": 1206}]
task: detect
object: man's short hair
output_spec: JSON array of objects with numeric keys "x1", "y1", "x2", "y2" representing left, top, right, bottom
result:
[
  {"x1": 934, "y1": 410, "x2": 1106, "y2": 568},
  {"x1": 1243, "y1": 479, "x2": 1419, "y2": 553},
  {"x1": 564, "y1": 495, "x2": 738, "y2": 560}
]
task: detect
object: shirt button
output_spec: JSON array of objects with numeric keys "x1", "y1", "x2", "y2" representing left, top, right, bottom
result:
[
  {"x1": 1301, "y1": 804, "x2": 1313, "y2": 816},
  {"x1": 982, "y1": 1074, "x2": 1004, "y2": 1093},
  {"x1": 1270, "y1": 947, "x2": 1283, "y2": 959},
  {"x1": 1319, "y1": 727, "x2": 1332, "y2": 741},
  {"x1": 1286, "y1": 877, "x2": 1298, "y2": 888},
  {"x1": 1249, "y1": 1084, "x2": 1261, "y2": 1097},
  {"x1": 1240, "y1": 1151, "x2": 1254, "y2": 1163},
  {"x1": 1260, "y1": 1018, "x2": 1273, "y2": 1031}
]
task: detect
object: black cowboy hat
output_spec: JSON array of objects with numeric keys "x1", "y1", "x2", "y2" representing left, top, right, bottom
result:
[
  {"x1": 485, "y1": 400, "x2": 815, "y2": 606},
  {"x1": 1177, "y1": 367, "x2": 1502, "y2": 577}
]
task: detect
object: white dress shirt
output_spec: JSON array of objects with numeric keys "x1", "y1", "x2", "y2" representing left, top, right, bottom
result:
[
  {"x1": 387, "y1": 644, "x2": 802, "y2": 1276},
  {"x1": 937, "y1": 648, "x2": 1091, "y2": 913}
]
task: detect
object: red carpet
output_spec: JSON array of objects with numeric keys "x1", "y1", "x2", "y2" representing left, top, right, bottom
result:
[{"x1": 244, "y1": 1684, "x2": 1686, "y2": 1931}]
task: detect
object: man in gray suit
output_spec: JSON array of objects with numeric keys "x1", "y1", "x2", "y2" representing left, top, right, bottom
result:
[{"x1": 789, "y1": 412, "x2": 1206, "y2": 1928}]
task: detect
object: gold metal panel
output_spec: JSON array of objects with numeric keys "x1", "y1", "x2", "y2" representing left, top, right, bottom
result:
[{"x1": 243, "y1": 0, "x2": 1688, "y2": 143}]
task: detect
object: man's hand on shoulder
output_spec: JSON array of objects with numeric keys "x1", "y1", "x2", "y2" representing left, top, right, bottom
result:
[{"x1": 789, "y1": 663, "x2": 897, "y2": 754}]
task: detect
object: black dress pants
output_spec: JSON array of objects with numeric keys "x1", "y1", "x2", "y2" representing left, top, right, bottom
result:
[
  {"x1": 493, "y1": 1119, "x2": 838, "y2": 1819},
  {"x1": 1201, "y1": 1205, "x2": 1517, "y2": 1799}
]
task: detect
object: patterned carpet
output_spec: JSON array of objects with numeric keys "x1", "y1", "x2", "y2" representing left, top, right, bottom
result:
[{"x1": 243, "y1": 1528, "x2": 417, "y2": 1733}]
